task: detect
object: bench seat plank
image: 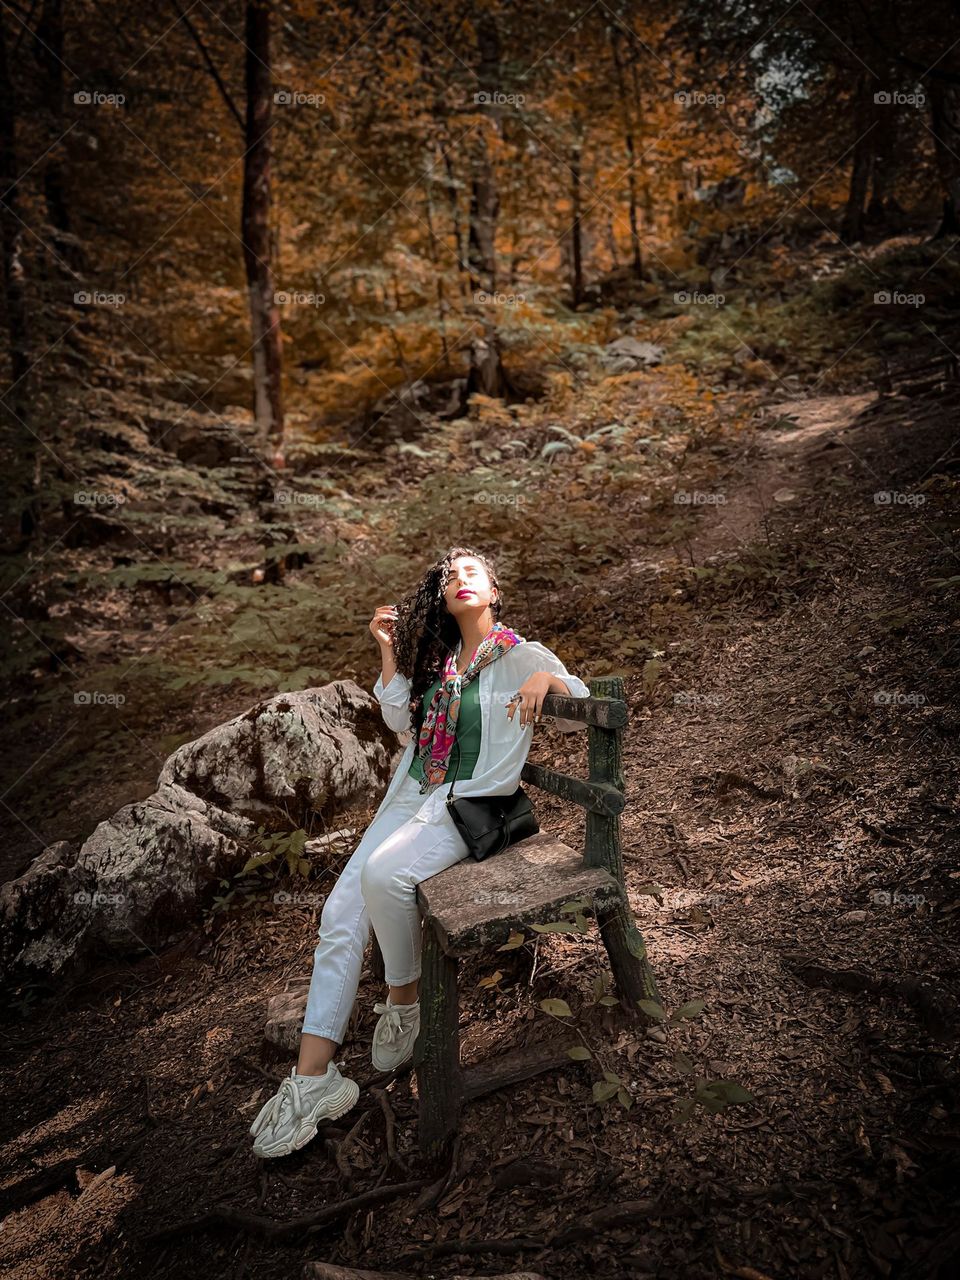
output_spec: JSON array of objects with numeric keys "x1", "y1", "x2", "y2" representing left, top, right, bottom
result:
[{"x1": 416, "y1": 831, "x2": 624, "y2": 957}]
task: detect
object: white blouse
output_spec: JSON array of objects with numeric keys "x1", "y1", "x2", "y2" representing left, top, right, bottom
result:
[{"x1": 371, "y1": 639, "x2": 591, "y2": 826}]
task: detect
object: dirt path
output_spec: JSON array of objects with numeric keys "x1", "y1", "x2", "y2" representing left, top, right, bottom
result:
[
  {"x1": 610, "y1": 385, "x2": 958, "y2": 1277},
  {"x1": 685, "y1": 391, "x2": 881, "y2": 562},
  {"x1": 1, "y1": 387, "x2": 957, "y2": 1279}
]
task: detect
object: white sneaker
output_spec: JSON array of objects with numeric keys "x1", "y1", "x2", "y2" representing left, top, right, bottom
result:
[
  {"x1": 249, "y1": 1061, "x2": 359, "y2": 1158},
  {"x1": 371, "y1": 995, "x2": 420, "y2": 1071}
]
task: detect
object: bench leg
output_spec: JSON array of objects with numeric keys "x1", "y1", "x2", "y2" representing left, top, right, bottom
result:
[
  {"x1": 597, "y1": 892, "x2": 662, "y2": 1017},
  {"x1": 585, "y1": 674, "x2": 662, "y2": 1021},
  {"x1": 414, "y1": 922, "x2": 463, "y2": 1169}
]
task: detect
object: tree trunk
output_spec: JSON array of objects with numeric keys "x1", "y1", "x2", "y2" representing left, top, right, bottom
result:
[
  {"x1": 423, "y1": 147, "x2": 450, "y2": 367},
  {"x1": 928, "y1": 76, "x2": 960, "y2": 237},
  {"x1": 242, "y1": 0, "x2": 284, "y2": 457},
  {"x1": 0, "y1": 13, "x2": 29, "y2": 395},
  {"x1": 467, "y1": 13, "x2": 507, "y2": 400},
  {"x1": 629, "y1": 37, "x2": 654, "y2": 241},
  {"x1": 841, "y1": 73, "x2": 876, "y2": 243},
  {"x1": 569, "y1": 121, "x2": 584, "y2": 307},
  {"x1": 866, "y1": 143, "x2": 894, "y2": 220},
  {"x1": 420, "y1": 37, "x2": 469, "y2": 318},
  {"x1": 605, "y1": 215, "x2": 620, "y2": 268},
  {"x1": 867, "y1": 71, "x2": 899, "y2": 222},
  {"x1": 35, "y1": 0, "x2": 77, "y2": 266},
  {"x1": 439, "y1": 143, "x2": 470, "y2": 300},
  {"x1": 610, "y1": 27, "x2": 642, "y2": 279},
  {"x1": 0, "y1": 11, "x2": 36, "y2": 544}
]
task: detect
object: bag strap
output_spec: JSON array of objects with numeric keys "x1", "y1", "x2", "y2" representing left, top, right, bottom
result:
[
  {"x1": 489, "y1": 816, "x2": 511, "y2": 857},
  {"x1": 446, "y1": 736, "x2": 461, "y2": 799}
]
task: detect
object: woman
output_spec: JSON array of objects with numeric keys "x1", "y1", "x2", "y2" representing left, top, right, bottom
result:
[{"x1": 249, "y1": 545, "x2": 590, "y2": 1158}]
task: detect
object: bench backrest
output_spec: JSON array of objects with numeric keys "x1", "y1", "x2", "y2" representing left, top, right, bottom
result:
[{"x1": 520, "y1": 675, "x2": 628, "y2": 888}]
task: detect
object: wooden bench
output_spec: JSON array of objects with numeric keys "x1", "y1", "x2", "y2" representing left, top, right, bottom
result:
[{"x1": 370, "y1": 674, "x2": 660, "y2": 1168}]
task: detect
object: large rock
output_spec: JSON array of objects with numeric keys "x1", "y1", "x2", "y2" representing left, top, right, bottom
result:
[
  {"x1": 0, "y1": 787, "x2": 252, "y2": 979},
  {"x1": 692, "y1": 175, "x2": 746, "y2": 208},
  {"x1": 264, "y1": 977, "x2": 312, "y2": 1052},
  {"x1": 359, "y1": 377, "x2": 467, "y2": 441},
  {"x1": 159, "y1": 683, "x2": 392, "y2": 826},
  {"x1": 144, "y1": 407, "x2": 259, "y2": 467},
  {"x1": 1, "y1": 680, "x2": 399, "y2": 983},
  {"x1": 600, "y1": 336, "x2": 665, "y2": 374}
]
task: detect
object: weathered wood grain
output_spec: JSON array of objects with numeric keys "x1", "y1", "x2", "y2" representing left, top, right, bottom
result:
[{"x1": 416, "y1": 831, "x2": 624, "y2": 957}]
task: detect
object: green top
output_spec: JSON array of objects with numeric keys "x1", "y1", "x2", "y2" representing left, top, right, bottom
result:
[{"x1": 408, "y1": 673, "x2": 482, "y2": 785}]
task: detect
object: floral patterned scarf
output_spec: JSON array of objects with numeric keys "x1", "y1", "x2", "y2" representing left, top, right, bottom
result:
[{"x1": 415, "y1": 621, "x2": 525, "y2": 786}]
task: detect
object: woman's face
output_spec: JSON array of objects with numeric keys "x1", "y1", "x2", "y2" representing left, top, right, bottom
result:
[{"x1": 442, "y1": 555, "x2": 497, "y2": 617}]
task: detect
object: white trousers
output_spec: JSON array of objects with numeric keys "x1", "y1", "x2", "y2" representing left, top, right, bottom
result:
[{"x1": 300, "y1": 770, "x2": 471, "y2": 1044}]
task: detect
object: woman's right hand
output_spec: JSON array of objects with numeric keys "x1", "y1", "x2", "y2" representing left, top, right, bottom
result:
[{"x1": 369, "y1": 604, "x2": 397, "y2": 648}]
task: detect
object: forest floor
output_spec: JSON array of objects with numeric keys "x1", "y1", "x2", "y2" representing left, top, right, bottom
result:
[{"x1": 1, "y1": 238, "x2": 959, "y2": 1280}]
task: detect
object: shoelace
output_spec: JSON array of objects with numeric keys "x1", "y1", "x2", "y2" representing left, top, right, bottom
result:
[
  {"x1": 257, "y1": 1071, "x2": 304, "y2": 1133},
  {"x1": 373, "y1": 1001, "x2": 415, "y2": 1047},
  {"x1": 255, "y1": 1066, "x2": 336, "y2": 1137}
]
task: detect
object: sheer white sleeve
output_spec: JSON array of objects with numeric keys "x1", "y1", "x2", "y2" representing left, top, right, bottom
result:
[
  {"x1": 512, "y1": 640, "x2": 590, "y2": 733},
  {"x1": 372, "y1": 669, "x2": 414, "y2": 733}
]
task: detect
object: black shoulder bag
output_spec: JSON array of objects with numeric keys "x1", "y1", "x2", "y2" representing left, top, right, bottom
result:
[{"x1": 444, "y1": 736, "x2": 539, "y2": 862}]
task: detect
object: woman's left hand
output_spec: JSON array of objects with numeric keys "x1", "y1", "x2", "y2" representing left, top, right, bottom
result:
[{"x1": 505, "y1": 672, "x2": 553, "y2": 727}]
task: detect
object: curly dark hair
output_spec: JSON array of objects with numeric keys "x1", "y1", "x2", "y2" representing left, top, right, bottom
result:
[{"x1": 391, "y1": 545, "x2": 503, "y2": 735}]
